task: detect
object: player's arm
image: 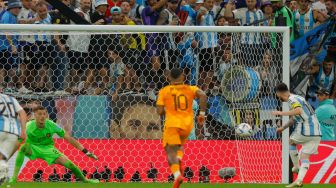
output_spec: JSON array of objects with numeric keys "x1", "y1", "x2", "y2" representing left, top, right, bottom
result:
[
  {"x1": 272, "y1": 100, "x2": 303, "y2": 117},
  {"x1": 156, "y1": 89, "x2": 165, "y2": 116},
  {"x1": 195, "y1": 89, "x2": 207, "y2": 139},
  {"x1": 63, "y1": 132, "x2": 98, "y2": 160},
  {"x1": 18, "y1": 109, "x2": 27, "y2": 140},
  {"x1": 277, "y1": 117, "x2": 295, "y2": 133}
]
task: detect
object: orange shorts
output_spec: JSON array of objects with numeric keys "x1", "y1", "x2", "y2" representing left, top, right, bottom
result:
[{"x1": 162, "y1": 127, "x2": 192, "y2": 148}]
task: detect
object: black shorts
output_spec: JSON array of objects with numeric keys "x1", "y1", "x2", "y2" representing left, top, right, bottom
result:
[
  {"x1": 199, "y1": 48, "x2": 215, "y2": 72},
  {"x1": 0, "y1": 50, "x2": 19, "y2": 70},
  {"x1": 68, "y1": 50, "x2": 89, "y2": 70}
]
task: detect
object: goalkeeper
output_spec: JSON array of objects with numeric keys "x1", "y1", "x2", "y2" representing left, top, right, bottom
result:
[{"x1": 10, "y1": 106, "x2": 99, "y2": 183}]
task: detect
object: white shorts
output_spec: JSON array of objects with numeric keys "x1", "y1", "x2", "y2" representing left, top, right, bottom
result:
[
  {"x1": 0, "y1": 132, "x2": 18, "y2": 160},
  {"x1": 290, "y1": 132, "x2": 321, "y2": 155}
]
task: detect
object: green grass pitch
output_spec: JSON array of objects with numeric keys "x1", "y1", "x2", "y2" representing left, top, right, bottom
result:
[{"x1": 3, "y1": 183, "x2": 335, "y2": 188}]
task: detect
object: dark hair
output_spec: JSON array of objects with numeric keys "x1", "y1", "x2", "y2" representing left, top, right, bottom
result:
[
  {"x1": 170, "y1": 68, "x2": 183, "y2": 79},
  {"x1": 33, "y1": 106, "x2": 47, "y2": 112},
  {"x1": 275, "y1": 82, "x2": 289, "y2": 92},
  {"x1": 324, "y1": 53, "x2": 335, "y2": 63}
]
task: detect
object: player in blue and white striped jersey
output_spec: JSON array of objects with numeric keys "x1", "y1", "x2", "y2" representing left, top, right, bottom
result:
[
  {"x1": 272, "y1": 83, "x2": 321, "y2": 188},
  {"x1": 0, "y1": 93, "x2": 27, "y2": 184}
]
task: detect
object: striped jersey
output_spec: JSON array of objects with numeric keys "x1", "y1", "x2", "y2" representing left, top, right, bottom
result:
[
  {"x1": 288, "y1": 94, "x2": 321, "y2": 137},
  {"x1": 0, "y1": 94, "x2": 23, "y2": 136},
  {"x1": 196, "y1": 8, "x2": 217, "y2": 49},
  {"x1": 313, "y1": 65, "x2": 335, "y2": 92},
  {"x1": 233, "y1": 8, "x2": 264, "y2": 44},
  {"x1": 294, "y1": 8, "x2": 316, "y2": 38},
  {"x1": 34, "y1": 13, "x2": 52, "y2": 42}
]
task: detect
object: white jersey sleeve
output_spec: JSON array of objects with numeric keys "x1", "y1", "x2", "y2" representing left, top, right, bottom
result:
[{"x1": 0, "y1": 94, "x2": 23, "y2": 136}]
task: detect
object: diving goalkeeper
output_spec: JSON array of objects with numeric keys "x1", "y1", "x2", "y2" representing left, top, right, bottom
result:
[{"x1": 10, "y1": 106, "x2": 99, "y2": 183}]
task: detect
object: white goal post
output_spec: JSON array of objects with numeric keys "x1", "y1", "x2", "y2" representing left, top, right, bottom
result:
[{"x1": 0, "y1": 24, "x2": 290, "y2": 183}]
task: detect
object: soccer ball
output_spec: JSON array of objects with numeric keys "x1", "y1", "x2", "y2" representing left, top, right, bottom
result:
[{"x1": 235, "y1": 123, "x2": 253, "y2": 137}]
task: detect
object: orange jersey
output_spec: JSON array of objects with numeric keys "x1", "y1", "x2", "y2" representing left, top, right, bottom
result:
[{"x1": 156, "y1": 84, "x2": 199, "y2": 130}]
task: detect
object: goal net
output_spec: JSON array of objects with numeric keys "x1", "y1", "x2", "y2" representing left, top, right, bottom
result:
[{"x1": 1, "y1": 25, "x2": 290, "y2": 183}]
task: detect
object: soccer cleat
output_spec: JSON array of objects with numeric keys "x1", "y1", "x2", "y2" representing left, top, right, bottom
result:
[
  {"x1": 292, "y1": 167, "x2": 299, "y2": 174},
  {"x1": 84, "y1": 178, "x2": 99, "y2": 183},
  {"x1": 285, "y1": 180, "x2": 303, "y2": 187},
  {"x1": 173, "y1": 175, "x2": 183, "y2": 188}
]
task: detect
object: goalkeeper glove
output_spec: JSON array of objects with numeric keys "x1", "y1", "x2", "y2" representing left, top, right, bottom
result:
[{"x1": 82, "y1": 149, "x2": 98, "y2": 160}]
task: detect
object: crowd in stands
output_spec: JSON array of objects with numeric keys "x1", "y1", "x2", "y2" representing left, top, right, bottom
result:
[{"x1": 0, "y1": 0, "x2": 334, "y2": 97}]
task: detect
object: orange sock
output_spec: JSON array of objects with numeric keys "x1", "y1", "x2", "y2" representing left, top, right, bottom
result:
[
  {"x1": 177, "y1": 150, "x2": 183, "y2": 160},
  {"x1": 170, "y1": 164, "x2": 181, "y2": 179}
]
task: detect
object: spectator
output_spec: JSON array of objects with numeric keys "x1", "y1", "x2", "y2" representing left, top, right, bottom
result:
[
  {"x1": 17, "y1": 0, "x2": 36, "y2": 93},
  {"x1": 307, "y1": 53, "x2": 336, "y2": 100},
  {"x1": 120, "y1": 0, "x2": 131, "y2": 16},
  {"x1": 294, "y1": 0, "x2": 319, "y2": 39},
  {"x1": 156, "y1": 0, "x2": 180, "y2": 69},
  {"x1": 66, "y1": 0, "x2": 92, "y2": 93},
  {"x1": 271, "y1": 0, "x2": 295, "y2": 42},
  {"x1": 33, "y1": 169, "x2": 43, "y2": 182},
  {"x1": 141, "y1": 0, "x2": 167, "y2": 90},
  {"x1": 87, "y1": 0, "x2": 111, "y2": 95},
  {"x1": 0, "y1": 1, "x2": 6, "y2": 14},
  {"x1": 216, "y1": 34, "x2": 232, "y2": 83},
  {"x1": 106, "y1": 0, "x2": 122, "y2": 18},
  {"x1": 261, "y1": 1, "x2": 273, "y2": 26},
  {"x1": 315, "y1": 88, "x2": 336, "y2": 141},
  {"x1": 48, "y1": 168, "x2": 61, "y2": 182},
  {"x1": 255, "y1": 50, "x2": 279, "y2": 96},
  {"x1": 129, "y1": 0, "x2": 144, "y2": 24},
  {"x1": 0, "y1": 0, "x2": 22, "y2": 92},
  {"x1": 325, "y1": 0, "x2": 336, "y2": 15},
  {"x1": 289, "y1": 0, "x2": 298, "y2": 12},
  {"x1": 105, "y1": 44, "x2": 127, "y2": 95},
  {"x1": 196, "y1": 0, "x2": 217, "y2": 90},
  {"x1": 119, "y1": 6, "x2": 146, "y2": 93},
  {"x1": 50, "y1": 0, "x2": 71, "y2": 93},
  {"x1": 313, "y1": 0, "x2": 329, "y2": 15},
  {"x1": 33, "y1": 1, "x2": 53, "y2": 92},
  {"x1": 181, "y1": 0, "x2": 203, "y2": 26},
  {"x1": 225, "y1": 0, "x2": 266, "y2": 67},
  {"x1": 244, "y1": 110, "x2": 263, "y2": 140}
]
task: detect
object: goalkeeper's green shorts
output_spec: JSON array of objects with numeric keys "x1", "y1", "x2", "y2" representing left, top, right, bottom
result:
[{"x1": 21, "y1": 143, "x2": 63, "y2": 165}]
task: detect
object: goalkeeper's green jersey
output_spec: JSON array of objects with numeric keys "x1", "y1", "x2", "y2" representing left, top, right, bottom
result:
[{"x1": 26, "y1": 119, "x2": 65, "y2": 146}]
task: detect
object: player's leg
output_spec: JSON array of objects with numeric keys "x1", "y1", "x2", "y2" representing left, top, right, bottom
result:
[
  {"x1": 0, "y1": 132, "x2": 21, "y2": 184},
  {"x1": 10, "y1": 143, "x2": 32, "y2": 183},
  {"x1": 163, "y1": 128, "x2": 183, "y2": 187},
  {"x1": 54, "y1": 155, "x2": 98, "y2": 183},
  {"x1": 289, "y1": 139, "x2": 299, "y2": 173}
]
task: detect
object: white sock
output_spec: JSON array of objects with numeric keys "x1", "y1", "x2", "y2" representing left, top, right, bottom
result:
[
  {"x1": 289, "y1": 145, "x2": 299, "y2": 168},
  {"x1": 297, "y1": 159, "x2": 309, "y2": 181},
  {"x1": 173, "y1": 171, "x2": 181, "y2": 179}
]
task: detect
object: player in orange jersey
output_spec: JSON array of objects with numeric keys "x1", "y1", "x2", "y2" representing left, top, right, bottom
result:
[{"x1": 156, "y1": 68, "x2": 207, "y2": 188}]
